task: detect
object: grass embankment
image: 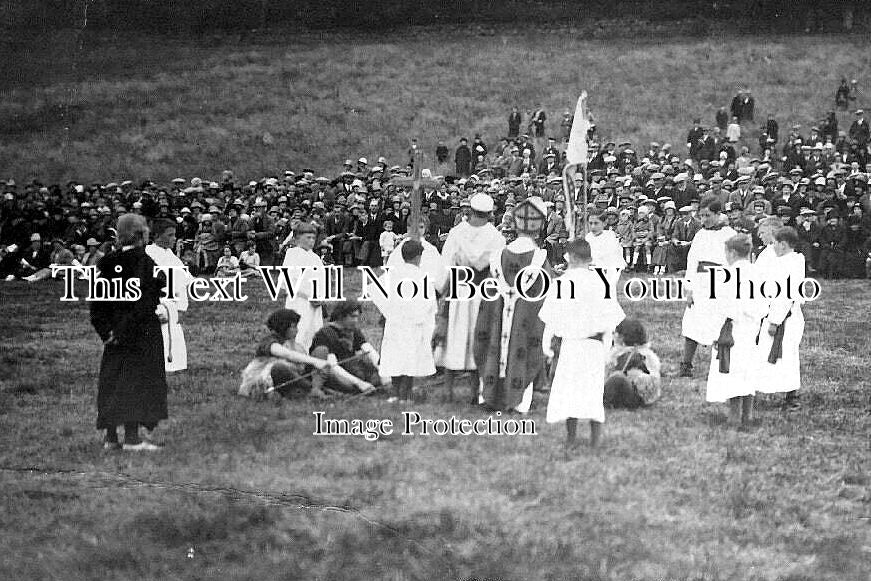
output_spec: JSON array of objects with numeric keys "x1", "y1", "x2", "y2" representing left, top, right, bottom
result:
[{"x1": 0, "y1": 30, "x2": 869, "y2": 183}]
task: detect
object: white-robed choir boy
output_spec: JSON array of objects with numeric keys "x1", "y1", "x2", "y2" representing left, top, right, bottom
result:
[
  {"x1": 372, "y1": 239, "x2": 437, "y2": 403},
  {"x1": 705, "y1": 234, "x2": 766, "y2": 424},
  {"x1": 539, "y1": 239, "x2": 626, "y2": 450},
  {"x1": 282, "y1": 222, "x2": 325, "y2": 352},
  {"x1": 146, "y1": 218, "x2": 191, "y2": 373},
  {"x1": 753, "y1": 227, "x2": 806, "y2": 411},
  {"x1": 680, "y1": 197, "x2": 737, "y2": 377},
  {"x1": 585, "y1": 210, "x2": 627, "y2": 348},
  {"x1": 585, "y1": 210, "x2": 626, "y2": 292}
]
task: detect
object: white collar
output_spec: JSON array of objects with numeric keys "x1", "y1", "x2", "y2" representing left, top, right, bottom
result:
[{"x1": 506, "y1": 236, "x2": 538, "y2": 253}]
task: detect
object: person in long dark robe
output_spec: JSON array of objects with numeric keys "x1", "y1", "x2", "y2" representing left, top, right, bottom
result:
[
  {"x1": 475, "y1": 196, "x2": 552, "y2": 413},
  {"x1": 90, "y1": 214, "x2": 168, "y2": 451}
]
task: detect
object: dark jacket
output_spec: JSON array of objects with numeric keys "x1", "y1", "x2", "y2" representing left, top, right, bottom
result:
[{"x1": 90, "y1": 247, "x2": 168, "y2": 430}]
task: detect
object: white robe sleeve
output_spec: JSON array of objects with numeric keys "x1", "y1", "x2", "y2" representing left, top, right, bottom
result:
[{"x1": 766, "y1": 252, "x2": 805, "y2": 325}]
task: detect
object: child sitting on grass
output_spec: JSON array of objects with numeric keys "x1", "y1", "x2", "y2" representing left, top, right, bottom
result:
[
  {"x1": 604, "y1": 318, "x2": 662, "y2": 409},
  {"x1": 540, "y1": 239, "x2": 626, "y2": 451},
  {"x1": 239, "y1": 309, "x2": 334, "y2": 399}
]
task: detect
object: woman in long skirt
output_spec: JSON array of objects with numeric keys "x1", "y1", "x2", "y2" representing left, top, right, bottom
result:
[{"x1": 90, "y1": 214, "x2": 168, "y2": 451}]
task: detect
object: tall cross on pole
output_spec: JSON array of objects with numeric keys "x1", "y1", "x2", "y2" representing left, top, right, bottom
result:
[{"x1": 390, "y1": 148, "x2": 440, "y2": 241}]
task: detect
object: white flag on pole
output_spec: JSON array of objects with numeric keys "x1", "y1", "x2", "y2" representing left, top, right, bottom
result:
[{"x1": 565, "y1": 92, "x2": 589, "y2": 166}]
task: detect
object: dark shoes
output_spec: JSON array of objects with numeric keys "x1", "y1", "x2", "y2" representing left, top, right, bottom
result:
[{"x1": 782, "y1": 399, "x2": 801, "y2": 412}]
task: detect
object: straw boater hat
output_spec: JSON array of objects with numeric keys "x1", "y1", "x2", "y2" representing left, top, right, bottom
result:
[{"x1": 512, "y1": 196, "x2": 547, "y2": 236}]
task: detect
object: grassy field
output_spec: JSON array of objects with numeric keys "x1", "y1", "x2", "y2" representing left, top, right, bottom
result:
[
  {"x1": 1, "y1": 27, "x2": 871, "y2": 580},
  {"x1": 1, "y1": 28, "x2": 870, "y2": 183},
  {"x1": 0, "y1": 275, "x2": 869, "y2": 580}
]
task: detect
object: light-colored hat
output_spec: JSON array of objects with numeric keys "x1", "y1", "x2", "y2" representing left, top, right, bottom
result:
[
  {"x1": 469, "y1": 193, "x2": 494, "y2": 213},
  {"x1": 30, "y1": 233, "x2": 41, "y2": 241},
  {"x1": 663, "y1": 201, "x2": 676, "y2": 210},
  {"x1": 200, "y1": 213, "x2": 213, "y2": 222},
  {"x1": 86, "y1": 238, "x2": 99, "y2": 246}
]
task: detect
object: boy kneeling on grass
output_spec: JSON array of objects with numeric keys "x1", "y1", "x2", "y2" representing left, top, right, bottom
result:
[
  {"x1": 539, "y1": 239, "x2": 626, "y2": 451},
  {"x1": 603, "y1": 318, "x2": 662, "y2": 409},
  {"x1": 239, "y1": 308, "x2": 374, "y2": 399}
]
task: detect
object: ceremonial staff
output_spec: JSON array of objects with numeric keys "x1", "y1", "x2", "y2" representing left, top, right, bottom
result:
[{"x1": 562, "y1": 91, "x2": 590, "y2": 240}]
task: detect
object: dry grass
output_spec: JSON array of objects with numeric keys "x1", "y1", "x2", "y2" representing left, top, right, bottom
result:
[
  {"x1": 1, "y1": 30, "x2": 870, "y2": 183},
  {"x1": 0, "y1": 275, "x2": 869, "y2": 580}
]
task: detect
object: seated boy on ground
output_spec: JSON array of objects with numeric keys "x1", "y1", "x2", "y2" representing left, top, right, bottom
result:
[
  {"x1": 239, "y1": 308, "x2": 334, "y2": 399},
  {"x1": 603, "y1": 318, "x2": 662, "y2": 409},
  {"x1": 310, "y1": 300, "x2": 382, "y2": 394}
]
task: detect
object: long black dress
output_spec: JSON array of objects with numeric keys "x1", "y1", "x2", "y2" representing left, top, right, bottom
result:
[{"x1": 90, "y1": 247, "x2": 168, "y2": 430}]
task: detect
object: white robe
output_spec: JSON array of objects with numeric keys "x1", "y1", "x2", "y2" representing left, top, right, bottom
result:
[
  {"x1": 282, "y1": 246, "x2": 325, "y2": 352},
  {"x1": 585, "y1": 229, "x2": 626, "y2": 291},
  {"x1": 754, "y1": 244, "x2": 777, "y2": 270},
  {"x1": 434, "y1": 220, "x2": 505, "y2": 370},
  {"x1": 386, "y1": 238, "x2": 448, "y2": 292},
  {"x1": 145, "y1": 243, "x2": 190, "y2": 373},
  {"x1": 540, "y1": 267, "x2": 626, "y2": 423},
  {"x1": 706, "y1": 260, "x2": 767, "y2": 402},
  {"x1": 681, "y1": 226, "x2": 737, "y2": 345},
  {"x1": 372, "y1": 262, "x2": 437, "y2": 377},
  {"x1": 754, "y1": 251, "x2": 805, "y2": 394}
]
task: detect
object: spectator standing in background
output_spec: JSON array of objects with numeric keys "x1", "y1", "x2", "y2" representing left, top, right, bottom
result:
[
  {"x1": 687, "y1": 118, "x2": 705, "y2": 161},
  {"x1": 508, "y1": 106, "x2": 522, "y2": 139},
  {"x1": 716, "y1": 107, "x2": 729, "y2": 132},
  {"x1": 531, "y1": 104, "x2": 547, "y2": 138},
  {"x1": 849, "y1": 109, "x2": 870, "y2": 148},
  {"x1": 835, "y1": 78, "x2": 858, "y2": 110},
  {"x1": 436, "y1": 140, "x2": 450, "y2": 164},
  {"x1": 560, "y1": 110, "x2": 573, "y2": 142},
  {"x1": 731, "y1": 89, "x2": 755, "y2": 123},
  {"x1": 821, "y1": 111, "x2": 838, "y2": 142},
  {"x1": 766, "y1": 114, "x2": 779, "y2": 144},
  {"x1": 726, "y1": 116, "x2": 741, "y2": 143},
  {"x1": 455, "y1": 138, "x2": 472, "y2": 177}
]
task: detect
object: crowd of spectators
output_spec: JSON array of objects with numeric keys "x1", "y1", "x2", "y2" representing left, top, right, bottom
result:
[{"x1": 2, "y1": 83, "x2": 870, "y2": 282}]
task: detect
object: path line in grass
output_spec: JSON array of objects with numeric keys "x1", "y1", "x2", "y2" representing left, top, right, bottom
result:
[{"x1": 1, "y1": 465, "x2": 453, "y2": 564}]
